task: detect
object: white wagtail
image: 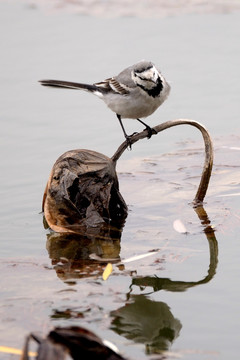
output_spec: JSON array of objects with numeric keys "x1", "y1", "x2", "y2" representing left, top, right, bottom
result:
[{"x1": 39, "y1": 60, "x2": 170, "y2": 148}]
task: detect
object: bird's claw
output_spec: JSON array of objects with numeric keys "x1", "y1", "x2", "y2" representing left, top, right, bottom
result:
[
  {"x1": 125, "y1": 136, "x2": 133, "y2": 150},
  {"x1": 125, "y1": 132, "x2": 138, "y2": 150},
  {"x1": 145, "y1": 126, "x2": 157, "y2": 139}
]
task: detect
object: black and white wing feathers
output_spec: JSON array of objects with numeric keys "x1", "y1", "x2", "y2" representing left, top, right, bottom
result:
[{"x1": 94, "y1": 78, "x2": 130, "y2": 95}]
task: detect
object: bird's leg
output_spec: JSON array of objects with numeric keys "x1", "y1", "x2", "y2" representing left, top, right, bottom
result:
[
  {"x1": 117, "y1": 114, "x2": 135, "y2": 149},
  {"x1": 136, "y1": 118, "x2": 157, "y2": 139}
]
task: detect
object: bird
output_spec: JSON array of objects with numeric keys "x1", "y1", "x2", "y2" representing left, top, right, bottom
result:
[{"x1": 39, "y1": 60, "x2": 170, "y2": 148}]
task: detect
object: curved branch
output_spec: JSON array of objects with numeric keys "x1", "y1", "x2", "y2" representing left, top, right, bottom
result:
[{"x1": 111, "y1": 119, "x2": 213, "y2": 206}]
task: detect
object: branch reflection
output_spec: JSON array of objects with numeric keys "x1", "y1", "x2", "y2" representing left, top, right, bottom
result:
[
  {"x1": 110, "y1": 206, "x2": 218, "y2": 355},
  {"x1": 45, "y1": 205, "x2": 218, "y2": 355},
  {"x1": 130, "y1": 206, "x2": 218, "y2": 294}
]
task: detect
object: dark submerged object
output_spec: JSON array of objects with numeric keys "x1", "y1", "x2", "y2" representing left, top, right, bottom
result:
[
  {"x1": 42, "y1": 149, "x2": 128, "y2": 235},
  {"x1": 21, "y1": 326, "x2": 126, "y2": 360}
]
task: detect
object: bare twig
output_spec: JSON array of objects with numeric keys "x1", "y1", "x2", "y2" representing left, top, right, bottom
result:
[{"x1": 111, "y1": 119, "x2": 213, "y2": 206}]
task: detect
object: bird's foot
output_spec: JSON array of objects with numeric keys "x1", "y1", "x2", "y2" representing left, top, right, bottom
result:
[
  {"x1": 145, "y1": 125, "x2": 157, "y2": 139},
  {"x1": 126, "y1": 136, "x2": 132, "y2": 150},
  {"x1": 125, "y1": 132, "x2": 138, "y2": 150}
]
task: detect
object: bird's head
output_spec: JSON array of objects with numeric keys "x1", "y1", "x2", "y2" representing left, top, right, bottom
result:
[
  {"x1": 132, "y1": 61, "x2": 161, "y2": 89},
  {"x1": 131, "y1": 60, "x2": 165, "y2": 98}
]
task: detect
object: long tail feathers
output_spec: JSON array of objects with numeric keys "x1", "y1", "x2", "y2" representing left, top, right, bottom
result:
[{"x1": 39, "y1": 79, "x2": 97, "y2": 92}]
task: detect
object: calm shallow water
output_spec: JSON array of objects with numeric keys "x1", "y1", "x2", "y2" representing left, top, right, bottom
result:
[{"x1": 0, "y1": 1, "x2": 240, "y2": 359}]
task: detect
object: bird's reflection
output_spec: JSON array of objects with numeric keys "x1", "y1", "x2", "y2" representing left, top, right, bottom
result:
[{"x1": 111, "y1": 295, "x2": 182, "y2": 354}]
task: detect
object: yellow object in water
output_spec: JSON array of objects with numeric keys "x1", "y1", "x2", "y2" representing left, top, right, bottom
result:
[
  {"x1": 0, "y1": 345, "x2": 36, "y2": 357},
  {"x1": 102, "y1": 263, "x2": 113, "y2": 280}
]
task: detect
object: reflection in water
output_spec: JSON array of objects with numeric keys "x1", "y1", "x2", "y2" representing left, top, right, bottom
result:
[
  {"x1": 130, "y1": 206, "x2": 218, "y2": 294},
  {"x1": 110, "y1": 206, "x2": 218, "y2": 355},
  {"x1": 111, "y1": 295, "x2": 182, "y2": 354},
  {"x1": 46, "y1": 224, "x2": 122, "y2": 282},
  {"x1": 46, "y1": 205, "x2": 218, "y2": 357}
]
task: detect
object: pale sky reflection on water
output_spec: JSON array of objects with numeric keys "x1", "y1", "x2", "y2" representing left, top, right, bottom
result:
[{"x1": 0, "y1": 1, "x2": 240, "y2": 359}]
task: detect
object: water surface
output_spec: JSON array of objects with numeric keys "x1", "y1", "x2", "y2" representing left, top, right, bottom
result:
[{"x1": 0, "y1": 2, "x2": 240, "y2": 359}]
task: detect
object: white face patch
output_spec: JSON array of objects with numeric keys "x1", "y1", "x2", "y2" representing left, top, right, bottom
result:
[
  {"x1": 132, "y1": 65, "x2": 160, "y2": 90},
  {"x1": 141, "y1": 66, "x2": 158, "y2": 82}
]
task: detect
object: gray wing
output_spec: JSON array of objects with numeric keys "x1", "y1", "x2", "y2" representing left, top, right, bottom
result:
[
  {"x1": 114, "y1": 64, "x2": 137, "y2": 88},
  {"x1": 94, "y1": 77, "x2": 131, "y2": 95},
  {"x1": 94, "y1": 63, "x2": 138, "y2": 95}
]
